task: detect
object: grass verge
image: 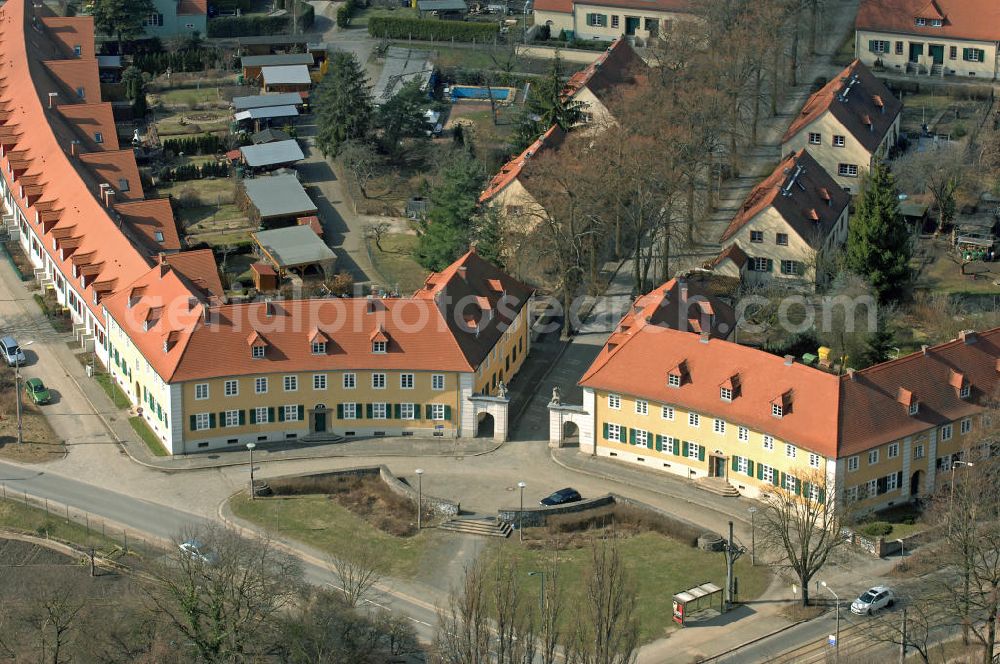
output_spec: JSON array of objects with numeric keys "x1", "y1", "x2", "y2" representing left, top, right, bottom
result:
[
  {"x1": 366, "y1": 233, "x2": 429, "y2": 293},
  {"x1": 94, "y1": 372, "x2": 129, "y2": 408},
  {"x1": 230, "y1": 493, "x2": 438, "y2": 578},
  {"x1": 0, "y1": 498, "x2": 124, "y2": 554},
  {"x1": 129, "y1": 416, "x2": 168, "y2": 457}
]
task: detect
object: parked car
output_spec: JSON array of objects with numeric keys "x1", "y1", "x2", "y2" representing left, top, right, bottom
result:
[
  {"x1": 851, "y1": 586, "x2": 895, "y2": 615},
  {"x1": 179, "y1": 539, "x2": 219, "y2": 565},
  {"x1": 0, "y1": 335, "x2": 25, "y2": 367},
  {"x1": 23, "y1": 378, "x2": 50, "y2": 405},
  {"x1": 540, "y1": 487, "x2": 582, "y2": 506}
]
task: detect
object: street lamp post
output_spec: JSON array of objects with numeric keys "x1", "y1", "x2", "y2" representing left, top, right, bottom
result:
[
  {"x1": 948, "y1": 460, "x2": 974, "y2": 536},
  {"x1": 821, "y1": 581, "x2": 840, "y2": 662},
  {"x1": 415, "y1": 469, "x2": 424, "y2": 530},
  {"x1": 246, "y1": 442, "x2": 256, "y2": 499},
  {"x1": 15, "y1": 341, "x2": 34, "y2": 446},
  {"x1": 517, "y1": 481, "x2": 526, "y2": 543},
  {"x1": 896, "y1": 538, "x2": 905, "y2": 560},
  {"x1": 748, "y1": 506, "x2": 758, "y2": 566},
  {"x1": 528, "y1": 570, "x2": 545, "y2": 612}
]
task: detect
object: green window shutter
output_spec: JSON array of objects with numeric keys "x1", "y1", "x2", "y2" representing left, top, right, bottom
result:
[
  {"x1": 250, "y1": 409, "x2": 257, "y2": 425},
  {"x1": 209, "y1": 413, "x2": 216, "y2": 428},
  {"x1": 298, "y1": 405, "x2": 304, "y2": 421},
  {"x1": 732, "y1": 455, "x2": 739, "y2": 472},
  {"x1": 337, "y1": 404, "x2": 344, "y2": 419},
  {"x1": 698, "y1": 445, "x2": 705, "y2": 462},
  {"x1": 818, "y1": 488, "x2": 826, "y2": 503},
  {"x1": 794, "y1": 477, "x2": 801, "y2": 496},
  {"x1": 747, "y1": 459, "x2": 754, "y2": 477},
  {"x1": 425, "y1": 404, "x2": 432, "y2": 419},
  {"x1": 963, "y1": 47, "x2": 971, "y2": 60},
  {"x1": 394, "y1": 403, "x2": 401, "y2": 419},
  {"x1": 776, "y1": 471, "x2": 784, "y2": 488},
  {"x1": 268, "y1": 407, "x2": 275, "y2": 423},
  {"x1": 629, "y1": 428, "x2": 636, "y2": 445},
  {"x1": 896, "y1": 471, "x2": 903, "y2": 490},
  {"x1": 444, "y1": 405, "x2": 452, "y2": 421},
  {"x1": 682, "y1": 440, "x2": 689, "y2": 457},
  {"x1": 978, "y1": 49, "x2": 986, "y2": 61},
  {"x1": 603, "y1": 422, "x2": 609, "y2": 439},
  {"x1": 766, "y1": 258, "x2": 774, "y2": 272},
  {"x1": 655, "y1": 434, "x2": 662, "y2": 452},
  {"x1": 756, "y1": 463, "x2": 763, "y2": 480},
  {"x1": 218, "y1": 411, "x2": 225, "y2": 426},
  {"x1": 366, "y1": 403, "x2": 373, "y2": 419},
  {"x1": 673, "y1": 439, "x2": 681, "y2": 456},
  {"x1": 189, "y1": 414, "x2": 196, "y2": 430},
  {"x1": 586, "y1": 12, "x2": 592, "y2": 23},
  {"x1": 868, "y1": 39, "x2": 877, "y2": 52},
  {"x1": 239, "y1": 410, "x2": 246, "y2": 426},
  {"x1": 802, "y1": 481, "x2": 810, "y2": 498},
  {"x1": 278, "y1": 407, "x2": 285, "y2": 422}
]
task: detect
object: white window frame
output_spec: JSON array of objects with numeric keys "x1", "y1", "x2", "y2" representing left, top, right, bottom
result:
[
  {"x1": 194, "y1": 413, "x2": 210, "y2": 430},
  {"x1": 608, "y1": 393, "x2": 621, "y2": 409},
  {"x1": 736, "y1": 456, "x2": 749, "y2": 474},
  {"x1": 738, "y1": 426, "x2": 749, "y2": 442},
  {"x1": 311, "y1": 341, "x2": 326, "y2": 354},
  {"x1": 960, "y1": 417, "x2": 972, "y2": 435},
  {"x1": 763, "y1": 435, "x2": 774, "y2": 451},
  {"x1": 809, "y1": 453, "x2": 821, "y2": 468},
  {"x1": 635, "y1": 399, "x2": 648, "y2": 415},
  {"x1": 908, "y1": 402, "x2": 919, "y2": 415},
  {"x1": 785, "y1": 444, "x2": 796, "y2": 459},
  {"x1": 372, "y1": 341, "x2": 387, "y2": 353},
  {"x1": 960, "y1": 384, "x2": 971, "y2": 399},
  {"x1": 431, "y1": 404, "x2": 446, "y2": 421},
  {"x1": 661, "y1": 405, "x2": 674, "y2": 421},
  {"x1": 372, "y1": 373, "x2": 386, "y2": 389},
  {"x1": 343, "y1": 403, "x2": 357, "y2": 419},
  {"x1": 400, "y1": 403, "x2": 416, "y2": 420},
  {"x1": 869, "y1": 449, "x2": 880, "y2": 465},
  {"x1": 251, "y1": 345, "x2": 265, "y2": 359},
  {"x1": 809, "y1": 483, "x2": 821, "y2": 501},
  {"x1": 668, "y1": 374, "x2": 681, "y2": 388},
  {"x1": 607, "y1": 423, "x2": 622, "y2": 442},
  {"x1": 888, "y1": 442, "x2": 899, "y2": 458},
  {"x1": 784, "y1": 474, "x2": 796, "y2": 492},
  {"x1": 635, "y1": 429, "x2": 648, "y2": 448},
  {"x1": 255, "y1": 377, "x2": 268, "y2": 394},
  {"x1": 313, "y1": 374, "x2": 327, "y2": 390},
  {"x1": 688, "y1": 412, "x2": 700, "y2": 428},
  {"x1": 838, "y1": 163, "x2": 859, "y2": 177},
  {"x1": 224, "y1": 380, "x2": 238, "y2": 397},
  {"x1": 372, "y1": 402, "x2": 388, "y2": 419},
  {"x1": 283, "y1": 375, "x2": 298, "y2": 392},
  {"x1": 343, "y1": 373, "x2": 356, "y2": 389},
  {"x1": 914, "y1": 444, "x2": 925, "y2": 459},
  {"x1": 713, "y1": 418, "x2": 726, "y2": 435},
  {"x1": 720, "y1": 387, "x2": 733, "y2": 402},
  {"x1": 255, "y1": 406, "x2": 268, "y2": 424},
  {"x1": 940, "y1": 424, "x2": 953, "y2": 441},
  {"x1": 761, "y1": 465, "x2": 775, "y2": 483},
  {"x1": 832, "y1": 135, "x2": 846, "y2": 147},
  {"x1": 886, "y1": 472, "x2": 899, "y2": 491},
  {"x1": 848, "y1": 455, "x2": 859, "y2": 471},
  {"x1": 432, "y1": 374, "x2": 445, "y2": 391},
  {"x1": 808, "y1": 132, "x2": 821, "y2": 145},
  {"x1": 662, "y1": 436, "x2": 676, "y2": 454},
  {"x1": 686, "y1": 442, "x2": 700, "y2": 460},
  {"x1": 224, "y1": 410, "x2": 240, "y2": 428},
  {"x1": 400, "y1": 373, "x2": 414, "y2": 389},
  {"x1": 195, "y1": 383, "x2": 209, "y2": 400},
  {"x1": 284, "y1": 405, "x2": 299, "y2": 422},
  {"x1": 772, "y1": 403, "x2": 783, "y2": 418}
]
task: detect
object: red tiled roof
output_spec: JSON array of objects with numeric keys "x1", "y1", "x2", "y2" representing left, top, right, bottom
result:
[
  {"x1": 535, "y1": 0, "x2": 690, "y2": 14},
  {"x1": 177, "y1": 0, "x2": 208, "y2": 14},
  {"x1": 720, "y1": 150, "x2": 850, "y2": 248},
  {"x1": 479, "y1": 125, "x2": 565, "y2": 203},
  {"x1": 782, "y1": 60, "x2": 902, "y2": 153},
  {"x1": 161, "y1": 249, "x2": 225, "y2": 299},
  {"x1": 79, "y1": 150, "x2": 145, "y2": 201},
  {"x1": 252, "y1": 262, "x2": 277, "y2": 276},
  {"x1": 562, "y1": 38, "x2": 647, "y2": 103},
  {"x1": 39, "y1": 17, "x2": 95, "y2": 59},
  {"x1": 43, "y1": 59, "x2": 101, "y2": 104},
  {"x1": 56, "y1": 102, "x2": 120, "y2": 151},
  {"x1": 856, "y1": 0, "x2": 1000, "y2": 43},
  {"x1": 297, "y1": 215, "x2": 323, "y2": 237},
  {"x1": 113, "y1": 199, "x2": 181, "y2": 253},
  {"x1": 705, "y1": 243, "x2": 748, "y2": 270}
]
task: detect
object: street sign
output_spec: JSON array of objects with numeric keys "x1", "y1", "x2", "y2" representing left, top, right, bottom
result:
[{"x1": 828, "y1": 634, "x2": 837, "y2": 647}]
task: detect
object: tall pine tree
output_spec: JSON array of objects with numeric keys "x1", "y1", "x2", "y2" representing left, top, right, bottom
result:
[
  {"x1": 510, "y1": 53, "x2": 583, "y2": 153},
  {"x1": 415, "y1": 155, "x2": 485, "y2": 270},
  {"x1": 844, "y1": 160, "x2": 911, "y2": 303},
  {"x1": 315, "y1": 53, "x2": 373, "y2": 157}
]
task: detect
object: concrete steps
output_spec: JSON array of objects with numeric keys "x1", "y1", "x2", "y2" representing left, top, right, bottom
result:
[
  {"x1": 298, "y1": 432, "x2": 345, "y2": 444},
  {"x1": 696, "y1": 477, "x2": 741, "y2": 497},
  {"x1": 438, "y1": 518, "x2": 512, "y2": 538}
]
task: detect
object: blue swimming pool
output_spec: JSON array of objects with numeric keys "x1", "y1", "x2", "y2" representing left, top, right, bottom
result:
[{"x1": 450, "y1": 85, "x2": 513, "y2": 101}]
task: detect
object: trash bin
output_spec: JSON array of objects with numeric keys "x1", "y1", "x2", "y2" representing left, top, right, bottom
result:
[{"x1": 85, "y1": 365, "x2": 93, "y2": 377}]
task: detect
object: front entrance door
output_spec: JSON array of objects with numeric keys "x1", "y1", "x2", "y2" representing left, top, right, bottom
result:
[
  {"x1": 710, "y1": 456, "x2": 727, "y2": 478},
  {"x1": 314, "y1": 411, "x2": 327, "y2": 433},
  {"x1": 910, "y1": 469, "x2": 922, "y2": 497},
  {"x1": 929, "y1": 44, "x2": 944, "y2": 64},
  {"x1": 909, "y1": 42, "x2": 924, "y2": 62},
  {"x1": 625, "y1": 16, "x2": 640, "y2": 36}
]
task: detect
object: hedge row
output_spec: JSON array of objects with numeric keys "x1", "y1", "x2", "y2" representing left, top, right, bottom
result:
[
  {"x1": 162, "y1": 133, "x2": 225, "y2": 156},
  {"x1": 207, "y1": 2, "x2": 314, "y2": 37},
  {"x1": 439, "y1": 65, "x2": 535, "y2": 88},
  {"x1": 367, "y1": 15, "x2": 499, "y2": 42},
  {"x1": 337, "y1": 0, "x2": 361, "y2": 28},
  {"x1": 133, "y1": 48, "x2": 227, "y2": 76},
  {"x1": 158, "y1": 161, "x2": 230, "y2": 182}
]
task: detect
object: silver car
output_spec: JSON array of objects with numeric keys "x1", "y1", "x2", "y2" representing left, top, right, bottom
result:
[
  {"x1": 0, "y1": 335, "x2": 25, "y2": 367},
  {"x1": 851, "y1": 585, "x2": 895, "y2": 615}
]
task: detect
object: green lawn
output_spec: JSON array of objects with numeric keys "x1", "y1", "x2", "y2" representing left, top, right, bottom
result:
[
  {"x1": 389, "y1": 41, "x2": 573, "y2": 76},
  {"x1": 129, "y1": 416, "x2": 168, "y2": 457},
  {"x1": 482, "y1": 532, "x2": 772, "y2": 644},
  {"x1": 367, "y1": 233, "x2": 429, "y2": 294},
  {"x1": 94, "y1": 372, "x2": 129, "y2": 409},
  {"x1": 352, "y1": 6, "x2": 417, "y2": 26},
  {"x1": 154, "y1": 86, "x2": 226, "y2": 108},
  {"x1": 0, "y1": 497, "x2": 125, "y2": 554},
  {"x1": 230, "y1": 493, "x2": 441, "y2": 578}
]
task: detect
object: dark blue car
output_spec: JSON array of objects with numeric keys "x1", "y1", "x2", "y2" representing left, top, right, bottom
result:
[{"x1": 540, "y1": 488, "x2": 582, "y2": 506}]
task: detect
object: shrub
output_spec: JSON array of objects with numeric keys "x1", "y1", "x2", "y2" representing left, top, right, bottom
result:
[
  {"x1": 162, "y1": 133, "x2": 225, "y2": 156},
  {"x1": 542, "y1": 503, "x2": 702, "y2": 547},
  {"x1": 367, "y1": 15, "x2": 499, "y2": 42},
  {"x1": 337, "y1": 0, "x2": 360, "y2": 28},
  {"x1": 953, "y1": 122, "x2": 967, "y2": 138},
  {"x1": 207, "y1": 3, "x2": 313, "y2": 37},
  {"x1": 858, "y1": 521, "x2": 893, "y2": 538}
]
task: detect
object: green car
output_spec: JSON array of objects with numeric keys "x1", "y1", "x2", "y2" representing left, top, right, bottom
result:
[{"x1": 24, "y1": 377, "x2": 51, "y2": 405}]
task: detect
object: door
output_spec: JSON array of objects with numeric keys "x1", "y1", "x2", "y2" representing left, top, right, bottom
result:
[
  {"x1": 929, "y1": 44, "x2": 944, "y2": 64},
  {"x1": 710, "y1": 456, "x2": 727, "y2": 478},
  {"x1": 314, "y1": 411, "x2": 327, "y2": 433},
  {"x1": 909, "y1": 42, "x2": 924, "y2": 62},
  {"x1": 625, "y1": 16, "x2": 640, "y2": 36}
]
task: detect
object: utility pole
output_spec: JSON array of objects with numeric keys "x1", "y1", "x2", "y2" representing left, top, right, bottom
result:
[
  {"x1": 899, "y1": 608, "x2": 907, "y2": 664},
  {"x1": 90, "y1": 547, "x2": 96, "y2": 577},
  {"x1": 15, "y1": 360, "x2": 22, "y2": 445},
  {"x1": 723, "y1": 520, "x2": 744, "y2": 610}
]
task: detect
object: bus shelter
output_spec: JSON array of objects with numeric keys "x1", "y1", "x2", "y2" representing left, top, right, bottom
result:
[{"x1": 672, "y1": 582, "x2": 723, "y2": 626}]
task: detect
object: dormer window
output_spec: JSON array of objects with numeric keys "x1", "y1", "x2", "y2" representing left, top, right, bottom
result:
[
  {"x1": 118, "y1": 178, "x2": 129, "y2": 192},
  {"x1": 76, "y1": 87, "x2": 85, "y2": 100},
  {"x1": 667, "y1": 360, "x2": 688, "y2": 388},
  {"x1": 154, "y1": 231, "x2": 164, "y2": 243},
  {"x1": 94, "y1": 132, "x2": 103, "y2": 144},
  {"x1": 772, "y1": 403, "x2": 783, "y2": 418},
  {"x1": 915, "y1": 17, "x2": 926, "y2": 25},
  {"x1": 930, "y1": 18, "x2": 941, "y2": 26},
  {"x1": 252, "y1": 345, "x2": 265, "y2": 359},
  {"x1": 720, "y1": 387, "x2": 733, "y2": 402},
  {"x1": 73, "y1": 44, "x2": 82, "y2": 56},
  {"x1": 372, "y1": 340, "x2": 387, "y2": 353},
  {"x1": 908, "y1": 402, "x2": 919, "y2": 416},
  {"x1": 311, "y1": 341, "x2": 326, "y2": 354},
  {"x1": 668, "y1": 374, "x2": 681, "y2": 388},
  {"x1": 960, "y1": 384, "x2": 971, "y2": 399}
]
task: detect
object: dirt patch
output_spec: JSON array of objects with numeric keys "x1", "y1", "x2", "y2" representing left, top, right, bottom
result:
[
  {"x1": 0, "y1": 365, "x2": 64, "y2": 463},
  {"x1": 778, "y1": 604, "x2": 827, "y2": 622},
  {"x1": 522, "y1": 504, "x2": 704, "y2": 550}
]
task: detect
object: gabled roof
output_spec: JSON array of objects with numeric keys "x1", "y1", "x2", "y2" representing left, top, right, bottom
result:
[
  {"x1": 79, "y1": 150, "x2": 145, "y2": 201},
  {"x1": 261, "y1": 65, "x2": 311, "y2": 86},
  {"x1": 705, "y1": 243, "x2": 748, "y2": 270},
  {"x1": 243, "y1": 174, "x2": 317, "y2": 219},
  {"x1": 232, "y1": 92, "x2": 304, "y2": 111},
  {"x1": 856, "y1": 0, "x2": 1000, "y2": 43},
  {"x1": 782, "y1": 60, "x2": 902, "y2": 153},
  {"x1": 241, "y1": 53, "x2": 314, "y2": 68},
  {"x1": 479, "y1": 125, "x2": 565, "y2": 203},
  {"x1": 720, "y1": 149, "x2": 850, "y2": 248},
  {"x1": 113, "y1": 199, "x2": 181, "y2": 253},
  {"x1": 177, "y1": 0, "x2": 208, "y2": 15},
  {"x1": 40, "y1": 17, "x2": 95, "y2": 59},
  {"x1": 161, "y1": 249, "x2": 225, "y2": 299},
  {"x1": 43, "y1": 58, "x2": 101, "y2": 104},
  {"x1": 251, "y1": 127, "x2": 290, "y2": 144},
  {"x1": 562, "y1": 38, "x2": 647, "y2": 104},
  {"x1": 240, "y1": 139, "x2": 304, "y2": 167},
  {"x1": 56, "y1": 102, "x2": 120, "y2": 151},
  {"x1": 534, "y1": 0, "x2": 690, "y2": 14}
]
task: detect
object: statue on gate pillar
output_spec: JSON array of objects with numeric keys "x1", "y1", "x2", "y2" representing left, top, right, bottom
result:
[{"x1": 549, "y1": 386, "x2": 561, "y2": 406}]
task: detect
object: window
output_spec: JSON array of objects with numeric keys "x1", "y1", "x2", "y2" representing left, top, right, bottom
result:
[
  {"x1": 195, "y1": 383, "x2": 209, "y2": 400},
  {"x1": 251, "y1": 345, "x2": 265, "y2": 359},
  {"x1": 848, "y1": 455, "x2": 859, "y2": 472},
  {"x1": 154, "y1": 231, "x2": 165, "y2": 243},
  {"x1": 431, "y1": 404, "x2": 446, "y2": 421},
  {"x1": 607, "y1": 423, "x2": 622, "y2": 442},
  {"x1": 255, "y1": 377, "x2": 268, "y2": 394},
  {"x1": 914, "y1": 444, "x2": 925, "y2": 459},
  {"x1": 144, "y1": 12, "x2": 163, "y2": 26},
  {"x1": 763, "y1": 435, "x2": 774, "y2": 451},
  {"x1": 608, "y1": 393, "x2": 621, "y2": 409},
  {"x1": 401, "y1": 403, "x2": 416, "y2": 420},
  {"x1": 662, "y1": 405, "x2": 675, "y2": 420},
  {"x1": 668, "y1": 374, "x2": 681, "y2": 388},
  {"x1": 283, "y1": 376, "x2": 298, "y2": 391},
  {"x1": 73, "y1": 44, "x2": 82, "y2": 56},
  {"x1": 808, "y1": 132, "x2": 821, "y2": 145},
  {"x1": 865, "y1": 479, "x2": 877, "y2": 497},
  {"x1": 687, "y1": 442, "x2": 700, "y2": 460},
  {"x1": 785, "y1": 443, "x2": 796, "y2": 459},
  {"x1": 886, "y1": 472, "x2": 899, "y2": 491},
  {"x1": 776, "y1": 233, "x2": 789, "y2": 246},
  {"x1": 838, "y1": 163, "x2": 859, "y2": 177},
  {"x1": 750, "y1": 230, "x2": 764, "y2": 243},
  {"x1": 869, "y1": 449, "x2": 880, "y2": 465},
  {"x1": 194, "y1": 413, "x2": 210, "y2": 430},
  {"x1": 224, "y1": 380, "x2": 238, "y2": 397},
  {"x1": 915, "y1": 17, "x2": 926, "y2": 25},
  {"x1": 846, "y1": 485, "x2": 859, "y2": 502},
  {"x1": 714, "y1": 418, "x2": 726, "y2": 435},
  {"x1": 868, "y1": 39, "x2": 890, "y2": 53},
  {"x1": 720, "y1": 387, "x2": 733, "y2": 401},
  {"x1": 94, "y1": 131, "x2": 103, "y2": 144},
  {"x1": 313, "y1": 374, "x2": 327, "y2": 390},
  {"x1": 809, "y1": 483, "x2": 821, "y2": 501},
  {"x1": 343, "y1": 373, "x2": 356, "y2": 389},
  {"x1": 76, "y1": 86, "x2": 85, "y2": 99},
  {"x1": 761, "y1": 464, "x2": 775, "y2": 483},
  {"x1": 809, "y1": 453, "x2": 821, "y2": 468},
  {"x1": 611, "y1": 14, "x2": 619, "y2": 27},
  {"x1": 908, "y1": 402, "x2": 919, "y2": 415},
  {"x1": 895, "y1": 41, "x2": 904, "y2": 55},
  {"x1": 738, "y1": 426, "x2": 749, "y2": 442},
  {"x1": 372, "y1": 403, "x2": 387, "y2": 419},
  {"x1": 780, "y1": 260, "x2": 802, "y2": 276},
  {"x1": 940, "y1": 424, "x2": 953, "y2": 441},
  {"x1": 400, "y1": 373, "x2": 414, "y2": 389},
  {"x1": 784, "y1": 474, "x2": 797, "y2": 492},
  {"x1": 960, "y1": 417, "x2": 972, "y2": 434},
  {"x1": 949, "y1": 45, "x2": 957, "y2": 60},
  {"x1": 662, "y1": 436, "x2": 676, "y2": 454},
  {"x1": 688, "y1": 412, "x2": 700, "y2": 428},
  {"x1": 635, "y1": 429, "x2": 648, "y2": 448},
  {"x1": 372, "y1": 341, "x2": 387, "y2": 353},
  {"x1": 832, "y1": 135, "x2": 846, "y2": 147},
  {"x1": 750, "y1": 257, "x2": 771, "y2": 272},
  {"x1": 737, "y1": 456, "x2": 749, "y2": 474},
  {"x1": 311, "y1": 341, "x2": 326, "y2": 354},
  {"x1": 372, "y1": 373, "x2": 386, "y2": 389},
  {"x1": 960, "y1": 384, "x2": 971, "y2": 399},
  {"x1": 255, "y1": 406, "x2": 269, "y2": 424},
  {"x1": 586, "y1": 12, "x2": 606, "y2": 26},
  {"x1": 888, "y1": 442, "x2": 899, "y2": 458},
  {"x1": 224, "y1": 410, "x2": 240, "y2": 428},
  {"x1": 772, "y1": 403, "x2": 783, "y2": 418},
  {"x1": 930, "y1": 18, "x2": 942, "y2": 26},
  {"x1": 432, "y1": 374, "x2": 445, "y2": 391},
  {"x1": 635, "y1": 399, "x2": 648, "y2": 415},
  {"x1": 283, "y1": 405, "x2": 300, "y2": 422},
  {"x1": 343, "y1": 403, "x2": 357, "y2": 419}
]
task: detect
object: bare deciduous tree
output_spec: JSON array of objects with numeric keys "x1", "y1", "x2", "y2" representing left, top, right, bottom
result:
[
  {"x1": 857, "y1": 593, "x2": 937, "y2": 664},
  {"x1": 894, "y1": 143, "x2": 974, "y2": 233},
  {"x1": 363, "y1": 221, "x2": 393, "y2": 253},
  {"x1": 330, "y1": 548, "x2": 385, "y2": 609},
  {"x1": 22, "y1": 587, "x2": 83, "y2": 664},
  {"x1": 434, "y1": 559, "x2": 491, "y2": 664}
]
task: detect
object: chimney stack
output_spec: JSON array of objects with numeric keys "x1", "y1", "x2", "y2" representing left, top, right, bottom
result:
[
  {"x1": 70, "y1": 140, "x2": 80, "y2": 156},
  {"x1": 699, "y1": 331, "x2": 710, "y2": 344},
  {"x1": 959, "y1": 329, "x2": 977, "y2": 344},
  {"x1": 47, "y1": 92, "x2": 58, "y2": 109},
  {"x1": 784, "y1": 354, "x2": 795, "y2": 366},
  {"x1": 846, "y1": 368, "x2": 855, "y2": 380},
  {"x1": 457, "y1": 266, "x2": 467, "y2": 281}
]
